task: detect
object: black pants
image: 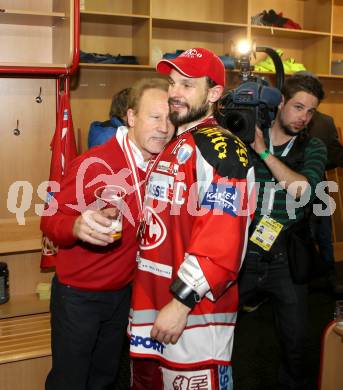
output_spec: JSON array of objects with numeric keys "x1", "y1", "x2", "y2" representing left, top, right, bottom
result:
[
  {"x1": 310, "y1": 214, "x2": 335, "y2": 269},
  {"x1": 46, "y1": 276, "x2": 131, "y2": 390},
  {"x1": 238, "y1": 241, "x2": 309, "y2": 390}
]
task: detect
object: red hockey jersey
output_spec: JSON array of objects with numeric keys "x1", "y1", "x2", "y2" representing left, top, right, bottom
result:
[{"x1": 129, "y1": 118, "x2": 255, "y2": 367}]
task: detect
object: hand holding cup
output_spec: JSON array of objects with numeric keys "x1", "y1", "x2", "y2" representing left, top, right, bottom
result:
[{"x1": 94, "y1": 185, "x2": 127, "y2": 241}]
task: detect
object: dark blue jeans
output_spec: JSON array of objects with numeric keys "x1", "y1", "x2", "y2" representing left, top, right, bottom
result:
[
  {"x1": 238, "y1": 241, "x2": 309, "y2": 390},
  {"x1": 46, "y1": 276, "x2": 131, "y2": 390}
]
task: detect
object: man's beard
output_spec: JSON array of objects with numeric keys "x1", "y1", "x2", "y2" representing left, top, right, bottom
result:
[
  {"x1": 169, "y1": 98, "x2": 210, "y2": 128},
  {"x1": 278, "y1": 115, "x2": 304, "y2": 136}
]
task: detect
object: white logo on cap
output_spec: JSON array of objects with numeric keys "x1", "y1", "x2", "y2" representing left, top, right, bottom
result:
[{"x1": 181, "y1": 49, "x2": 202, "y2": 58}]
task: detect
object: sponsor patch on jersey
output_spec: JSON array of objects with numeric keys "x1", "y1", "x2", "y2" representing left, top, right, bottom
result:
[
  {"x1": 201, "y1": 183, "x2": 240, "y2": 216},
  {"x1": 161, "y1": 367, "x2": 212, "y2": 390},
  {"x1": 130, "y1": 334, "x2": 166, "y2": 354},
  {"x1": 140, "y1": 206, "x2": 167, "y2": 249},
  {"x1": 156, "y1": 160, "x2": 179, "y2": 175},
  {"x1": 176, "y1": 143, "x2": 193, "y2": 164},
  {"x1": 137, "y1": 257, "x2": 172, "y2": 279},
  {"x1": 218, "y1": 365, "x2": 233, "y2": 390},
  {"x1": 146, "y1": 172, "x2": 174, "y2": 202}
]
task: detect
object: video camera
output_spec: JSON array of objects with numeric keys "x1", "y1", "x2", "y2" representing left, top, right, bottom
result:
[{"x1": 216, "y1": 46, "x2": 285, "y2": 143}]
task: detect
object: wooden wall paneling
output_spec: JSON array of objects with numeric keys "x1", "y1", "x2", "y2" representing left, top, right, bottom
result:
[
  {"x1": 0, "y1": 78, "x2": 56, "y2": 218},
  {"x1": 0, "y1": 25, "x2": 53, "y2": 65},
  {"x1": 0, "y1": 250, "x2": 52, "y2": 318},
  {"x1": 332, "y1": 0, "x2": 343, "y2": 35},
  {"x1": 250, "y1": 29, "x2": 330, "y2": 75},
  {"x1": 249, "y1": 0, "x2": 332, "y2": 32},
  {"x1": 0, "y1": 1, "x2": 75, "y2": 68},
  {"x1": 303, "y1": 0, "x2": 332, "y2": 32},
  {"x1": 80, "y1": 17, "x2": 134, "y2": 56},
  {"x1": 151, "y1": 0, "x2": 227, "y2": 22},
  {"x1": 223, "y1": 0, "x2": 248, "y2": 24},
  {"x1": 132, "y1": 0, "x2": 150, "y2": 16},
  {"x1": 3, "y1": 252, "x2": 52, "y2": 297},
  {"x1": 81, "y1": 0, "x2": 150, "y2": 16},
  {"x1": 320, "y1": 79, "x2": 343, "y2": 128},
  {"x1": 82, "y1": 0, "x2": 137, "y2": 14},
  {"x1": 0, "y1": 216, "x2": 41, "y2": 254},
  {"x1": 0, "y1": 78, "x2": 56, "y2": 219},
  {"x1": 0, "y1": 355, "x2": 52, "y2": 390},
  {"x1": 331, "y1": 38, "x2": 343, "y2": 66},
  {"x1": 152, "y1": 22, "x2": 231, "y2": 59},
  {"x1": 302, "y1": 35, "x2": 331, "y2": 75},
  {"x1": 0, "y1": 0, "x2": 54, "y2": 12},
  {"x1": 53, "y1": 0, "x2": 73, "y2": 66},
  {"x1": 132, "y1": 19, "x2": 151, "y2": 66},
  {"x1": 70, "y1": 68, "x2": 157, "y2": 153}
]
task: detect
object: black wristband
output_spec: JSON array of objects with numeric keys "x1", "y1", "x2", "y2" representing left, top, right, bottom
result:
[{"x1": 170, "y1": 277, "x2": 200, "y2": 309}]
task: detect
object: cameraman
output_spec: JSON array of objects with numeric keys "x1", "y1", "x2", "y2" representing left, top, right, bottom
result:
[{"x1": 237, "y1": 74, "x2": 327, "y2": 389}]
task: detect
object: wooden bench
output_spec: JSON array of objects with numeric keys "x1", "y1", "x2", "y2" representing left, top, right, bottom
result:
[{"x1": 0, "y1": 313, "x2": 51, "y2": 390}]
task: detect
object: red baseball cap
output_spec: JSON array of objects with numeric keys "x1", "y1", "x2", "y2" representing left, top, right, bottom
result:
[{"x1": 156, "y1": 48, "x2": 226, "y2": 87}]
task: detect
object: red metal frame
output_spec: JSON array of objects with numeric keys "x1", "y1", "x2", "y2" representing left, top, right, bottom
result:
[
  {"x1": 56, "y1": 76, "x2": 71, "y2": 112},
  {"x1": 0, "y1": 0, "x2": 80, "y2": 76}
]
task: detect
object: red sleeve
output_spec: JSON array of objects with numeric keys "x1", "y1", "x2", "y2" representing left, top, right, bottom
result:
[
  {"x1": 187, "y1": 174, "x2": 252, "y2": 299},
  {"x1": 182, "y1": 127, "x2": 254, "y2": 299},
  {"x1": 40, "y1": 155, "x2": 109, "y2": 247}
]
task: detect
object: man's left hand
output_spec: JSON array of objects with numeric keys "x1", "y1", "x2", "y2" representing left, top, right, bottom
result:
[
  {"x1": 250, "y1": 126, "x2": 266, "y2": 154},
  {"x1": 150, "y1": 299, "x2": 191, "y2": 345}
]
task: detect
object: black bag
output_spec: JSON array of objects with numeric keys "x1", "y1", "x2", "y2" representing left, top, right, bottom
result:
[{"x1": 286, "y1": 218, "x2": 324, "y2": 284}]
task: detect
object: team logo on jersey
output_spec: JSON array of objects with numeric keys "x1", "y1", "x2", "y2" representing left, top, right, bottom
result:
[
  {"x1": 140, "y1": 206, "x2": 167, "y2": 249},
  {"x1": 171, "y1": 138, "x2": 187, "y2": 155},
  {"x1": 156, "y1": 160, "x2": 179, "y2": 175},
  {"x1": 202, "y1": 183, "x2": 240, "y2": 216},
  {"x1": 173, "y1": 374, "x2": 209, "y2": 389},
  {"x1": 161, "y1": 367, "x2": 211, "y2": 390},
  {"x1": 177, "y1": 143, "x2": 193, "y2": 164}
]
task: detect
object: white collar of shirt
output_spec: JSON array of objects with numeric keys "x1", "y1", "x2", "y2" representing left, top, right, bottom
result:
[
  {"x1": 177, "y1": 123, "x2": 194, "y2": 136},
  {"x1": 116, "y1": 126, "x2": 148, "y2": 172}
]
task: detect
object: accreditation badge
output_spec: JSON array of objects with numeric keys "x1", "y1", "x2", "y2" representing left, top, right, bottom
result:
[{"x1": 250, "y1": 215, "x2": 283, "y2": 251}]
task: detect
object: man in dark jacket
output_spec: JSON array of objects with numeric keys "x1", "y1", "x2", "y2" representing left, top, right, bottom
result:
[
  {"x1": 308, "y1": 110, "x2": 343, "y2": 291},
  {"x1": 88, "y1": 88, "x2": 130, "y2": 148}
]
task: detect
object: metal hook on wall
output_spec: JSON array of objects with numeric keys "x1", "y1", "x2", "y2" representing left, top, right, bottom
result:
[
  {"x1": 13, "y1": 120, "x2": 21, "y2": 136},
  {"x1": 35, "y1": 86, "x2": 42, "y2": 103}
]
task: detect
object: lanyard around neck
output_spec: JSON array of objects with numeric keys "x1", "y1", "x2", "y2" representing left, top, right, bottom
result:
[
  {"x1": 268, "y1": 128, "x2": 297, "y2": 157},
  {"x1": 123, "y1": 134, "x2": 144, "y2": 218}
]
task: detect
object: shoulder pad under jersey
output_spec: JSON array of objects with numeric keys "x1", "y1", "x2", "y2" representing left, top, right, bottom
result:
[{"x1": 193, "y1": 125, "x2": 250, "y2": 178}]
